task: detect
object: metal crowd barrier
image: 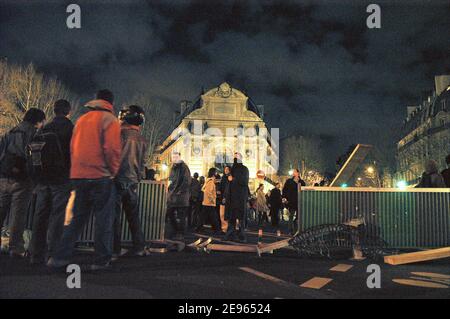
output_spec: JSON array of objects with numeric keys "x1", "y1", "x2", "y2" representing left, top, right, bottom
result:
[
  {"x1": 2, "y1": 181, "x2": 167, "y2": 244},
  {"x1": 298, "y1": 187, "x2": 450, "y2": 248},
  {"x1": 79, "y1": 181, "x2": 167, "y2": 243}
]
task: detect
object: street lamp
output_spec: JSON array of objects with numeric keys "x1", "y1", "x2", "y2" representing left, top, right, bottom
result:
[
  {"x1": 396, "y1": 180, "x2": 408, "y2": 190},
  {"x1": 366, "y1": 166, "x2": 375, "y2": 174}
]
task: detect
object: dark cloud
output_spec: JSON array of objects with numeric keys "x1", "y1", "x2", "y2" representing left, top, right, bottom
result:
[{"x1": 0, "y1": 0, "x2": 449, "y2": 169}]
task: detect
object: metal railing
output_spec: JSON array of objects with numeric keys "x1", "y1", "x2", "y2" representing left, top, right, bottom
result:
[
  {"x1": 79, "y1": 181, "x2": 167, "y2": 243},
  {"x1": 298, "y1": 187, "x2": 450, "y2": 248},
  {"x1": 2, "y1": 181, "x2": 167, "y2": 244}
]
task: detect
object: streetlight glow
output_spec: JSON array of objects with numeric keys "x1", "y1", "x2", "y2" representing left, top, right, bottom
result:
[{"x1": 396, "y1": 180, "x2": 408, "y2": 190}]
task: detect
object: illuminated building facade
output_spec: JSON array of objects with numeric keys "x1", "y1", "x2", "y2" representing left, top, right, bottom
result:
[
  {"x1": 154, "y1": 82, "x2": 278, "y2": 187},
  {"x1": 396, "y1": 75, "x2": 450, "y2": 184}
]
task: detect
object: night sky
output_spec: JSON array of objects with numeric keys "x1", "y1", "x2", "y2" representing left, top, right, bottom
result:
[{"x1": 1, "y1": 0, "x2": 449, "y2": 167}]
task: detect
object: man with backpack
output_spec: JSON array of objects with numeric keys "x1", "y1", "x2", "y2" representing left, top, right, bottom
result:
[
  {"x1": 48, "y1": 89, "x2": 121, "y2": 271},
  {"x1": 29, "y1": 100, "x2": 74, "y2": 265},
  {"x1": 0, "y1": 108, "x2": 46, "y2": 258}
]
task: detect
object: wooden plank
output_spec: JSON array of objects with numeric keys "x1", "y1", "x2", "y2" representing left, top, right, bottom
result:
[
  {"x1": 187, "y1": 238, "x2": 202, "y2": 248},
  {"x1": 393, "y1": 279, "x2": 448, "y2": 289},
  {"x1": 245, "y1": 230, "x2": 290, "y2": 239},
  {"x1": 410, "y1": 272, "x2": 450, "y2": 280},
  {"x1": 147, "y1": 247, "x2": 168, "y2": 253},
  {"x1": 384, "y1": 247, "x2": 450, "y2": 265},
  {"x1": 300, "y1": 277, "x2": 333, "y2": 290},
  {"x1": 409, "y1": 276, "x2": 450, "y2": 285},
  {"x1": 330, "y1": 264, "x2": 354, "y2": 272},
  {"x1": 192, "y1": 233, "x2": 248, "y2": 246},
  {"x1": 239, "y1": 267, "x2": 294, "y2": 288},
  {"x1": 257, "y1": 239, "x2": 291, "y2": 255},
  {"x1": 207, "y1": 244, "x2": 257, "y2": 253}
]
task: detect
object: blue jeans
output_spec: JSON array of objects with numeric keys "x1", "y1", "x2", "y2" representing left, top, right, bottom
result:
[
  {"x1": 55, "y1": 178, "x2": 115, "y2": 265},
  {"x1": 113, "y1": 181, "x2": 145, "y2": 254},
  {"x1": 30, "y1": 183, "x2": 71, "y2": 260},
  {"x1": 0, "y1": 178, "x2": 33, "y2": 254}
]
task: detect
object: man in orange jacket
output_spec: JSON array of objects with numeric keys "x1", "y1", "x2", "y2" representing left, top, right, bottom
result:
[{"x1": 49, "y1": 89, "x2": 121, "y2": 271}]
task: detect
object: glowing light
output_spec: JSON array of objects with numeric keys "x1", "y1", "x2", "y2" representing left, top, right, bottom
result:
[
  {"x1": 396, "y1": 180, "x2": 408, "y2": 190},
  {"x1": 256, "y1": 170, "x2": 265, "y2": 179},
  {"x1": 288, "y1": 169, "x2": 294, "y2": 176},
  {"x1": 341, "y1": 183, "x2": 348, "y2": 188},
  {"x1": 161, "y1": 164, "x2": 168, "y2": 171},
  {"x1": 366, "y1": 166, "x2": 375, "y2": 174}
]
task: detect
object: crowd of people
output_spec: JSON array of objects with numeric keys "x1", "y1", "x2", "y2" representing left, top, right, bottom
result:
[
  {"x1": 1, "y1": 88, "x2": 449, "y2": 272},
  {"x1": 0, "y1": 90, "x2": 150, "y2": 270},
  {"x1": 183, "y1": 167, "x2": 306, "y2": 239},
  {"x1": 0, "y1": 88, "x2": 305, "y2": 271}
]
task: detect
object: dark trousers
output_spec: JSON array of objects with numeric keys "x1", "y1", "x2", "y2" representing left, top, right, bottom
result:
[
  {"x1": 197, "y1": 205, "x2": 221, "y2": 232},
  {"x1": 29, "y1": 183, "x2": 71, "y2": 260},
  {"x1": 167, "y1": 206, "x2": 188, "y2": 239},
  {"x1": 258, "y1": 211, "x2": 269, "y2": 225},
  {"x1": 113, "y1": 181, "x2": 145, "y2": 254},
  {"x1": 55, "y1": 178, "x2": 115, "y2": 265},
  {"x1": 189, "y1": 199, "x2": 201, "y2": 228},
  {"x1": 288, "y1": 208, "x2": 298, "y2": 234},
  {"x1": 0, "y1": 178, "x2": 33, "y2": 254},
  {"x1": 270, "y1": 206, "x2": 280, "y2": 228},
  {"x1": 225, "y1": 208, "x2": 246, "y2": 240}
]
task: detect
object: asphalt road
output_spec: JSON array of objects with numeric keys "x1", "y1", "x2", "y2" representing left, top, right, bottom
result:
[{"x1": 0, "y1": 233, "x2": 449, "y2": 299}]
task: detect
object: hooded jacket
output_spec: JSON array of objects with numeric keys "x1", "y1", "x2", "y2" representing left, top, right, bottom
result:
[
  {"x1": 167, "y1": 160, "x2": 191, "y2": 208},
  {"x1": 70, "y1": 99, "x2": 121, "y2": 179},
  {"x1": 40, "y1": 115, "x2": 74, "y2": 185},
  {"x1": 116, "y1": 124, "x2": 148, "y2": 184},
  {"x1": 0, "y1": 121, "x2": 37, "y2": 180}
]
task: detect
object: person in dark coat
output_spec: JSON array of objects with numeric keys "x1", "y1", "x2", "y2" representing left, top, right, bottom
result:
[
  {"x1": 416, "y1": 160, "x2": 445, "y2": 188},
  {"x1": 441, "y1": 154, "x2": 450, "y2": 188},
  {"x1": 189, "y1": 172, "x2": 202, "y2": 228},
  {"x1": 218, "y1": 165, "x2": 231, "y2": 230},
  {"x1": 113, "y1": 105, "x2": 148, "y2": 258},
  {"x1": 269, "y1": 183, "x2": 283, "y2": 230},
  {"x1": 0, "y1": 108, "x2": 46, "y2": 258},
  {"x1": 166, "y1": 151, "x2": 191, "y2": 240},
  {"x1": 30, "y1": 100, "x2": 74, "y2": 264},
  {"x1": 144, "y1": 168, "x2": 156, "y2": 181},
  {"x1": 282, "y1": 169, "x2": 306, "y2": 235},
  {"x1": 224, "y1": 152, "x2": 249, "y2": 242}
]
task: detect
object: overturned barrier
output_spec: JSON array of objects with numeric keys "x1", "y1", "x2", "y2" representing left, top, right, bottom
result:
[{"x1": 298, "y1": 187, "x2": 450, "y2": 249}]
